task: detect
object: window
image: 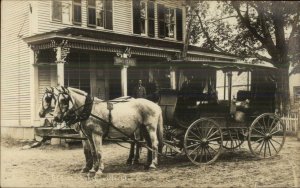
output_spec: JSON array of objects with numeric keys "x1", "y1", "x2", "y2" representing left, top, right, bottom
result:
[
  {"x1": 88, "y1": 0, "x2": 112, "y2": 30},
  {"x1": 157, "y1": 5, "x2": 183, "y2": 40},
  {"x1": 88, "y1": 0, "x2": 96, "y2": 26},
  {"x1": 133, "y1": 0, "x2": 154, "y2": 37},
  {"x1": 165, "y1": 8, "x2": 175, "y2": 38},
  {"x1": 73, "y1": 0, "x2": 82, "y2": 24},
  {"x1": 140, "y1": 1, "x2": 146, "y2": 34},
  {"x1": 52, "y1": 0, "x2": 62, "y2": 21}
]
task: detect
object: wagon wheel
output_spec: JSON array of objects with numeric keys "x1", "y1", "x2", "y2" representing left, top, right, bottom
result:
[
  {"x1": 221, "y1": 129, "x2": 244, "y2": 150},
  {"x1": 184, "y1": 118, "x2": 223, "y2": 165},
  {"x1": 248, "y1": 113, "x2": 286, "y2": 158},
  {"x1": 162, "y1": 126, "x2": 182, "y2": 157}
]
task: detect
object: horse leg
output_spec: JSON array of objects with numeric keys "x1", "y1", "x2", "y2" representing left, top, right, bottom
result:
[
  {"x1": 89, "y1": 132, "x2": 104, "y2": 177},
  {"x1": 81, "y1": 139, "x2": 93, "y2": 173},
  {"x1": 126, "y1": 142, "x2": 135, "y2": 165},
  {"x1": 133, "y1": 142, "x2": 141, "y2": 165},
  {"x1": 147, "y1": 127, "x2": 158, "y2": 169},
  {"x1": 133, "y1": 129, "x2": 143, "y2": 165},
  {"x1": 140, "y1": 125, "x2": 152, "y2": 169}
]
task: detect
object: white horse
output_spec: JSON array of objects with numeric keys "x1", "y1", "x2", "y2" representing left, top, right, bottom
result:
[{"x1": 52, "y1": 86, "x2": 163, "y2": 177}]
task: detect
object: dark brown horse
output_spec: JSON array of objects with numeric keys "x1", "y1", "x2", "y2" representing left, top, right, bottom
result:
[{"x1": 52, "y1": 86, "x2": 163, "y2": 177}]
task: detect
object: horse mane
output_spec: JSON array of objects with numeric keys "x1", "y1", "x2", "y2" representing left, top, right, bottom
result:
[{"x1": 67, "y1": 87, "x2": 88, "y2": 96}]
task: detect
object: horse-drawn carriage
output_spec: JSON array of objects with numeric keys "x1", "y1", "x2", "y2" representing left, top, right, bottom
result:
[
  {"x1": 37, "y1": 60, "x2": 286, "y2": 175},
  {"x1": 158, "y1": 61, "x2": 285, "y2": 165}
]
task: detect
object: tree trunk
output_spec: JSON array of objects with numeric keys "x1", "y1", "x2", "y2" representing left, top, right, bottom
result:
[{"x1": 275, "y1": 66, "x2": 290, "y2": 114}]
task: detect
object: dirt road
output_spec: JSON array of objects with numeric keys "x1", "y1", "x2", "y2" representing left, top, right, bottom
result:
[{"x1": 1, "y1": 137, "x2": 300, "y2": 187}]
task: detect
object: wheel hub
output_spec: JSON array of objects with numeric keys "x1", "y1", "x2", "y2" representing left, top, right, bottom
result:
[
  {"x1": 265, "y1": 133, "x2": 272, "y2": 140},
  {"x1": 201, "y1": 138, "x2": 209, "y2": 146}
]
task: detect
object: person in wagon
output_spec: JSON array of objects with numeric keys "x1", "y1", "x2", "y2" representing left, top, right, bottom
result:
[{"x1": 134, "y1": 79, "x2": 147, "y2": 98}]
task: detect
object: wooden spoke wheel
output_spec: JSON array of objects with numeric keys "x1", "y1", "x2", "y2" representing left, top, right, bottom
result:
[
  {"x1": 248, "y1": 113, "x2": 286, "y2": 158},
  {"x1": 221, "y1": 129, "x2": 244, "y2": 150},
  {"x1": 162, "y1": 127, "x2": 182, "y2": 157},
  {"x1": 184, "y1": 118, "x2": 223, "y2": 165}
]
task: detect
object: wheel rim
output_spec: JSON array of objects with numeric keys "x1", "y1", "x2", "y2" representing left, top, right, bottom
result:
[
  {"x1": 248, "y1": 113, "x2": 286, "y2": 158},
  {"x1": 184, "y1": 118, "x2": 223, "y2": 165}
]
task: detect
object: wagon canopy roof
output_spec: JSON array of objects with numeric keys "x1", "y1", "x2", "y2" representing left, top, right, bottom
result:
[{"x1": 169, "y1": 59, "x2": 276, "y2": 71}]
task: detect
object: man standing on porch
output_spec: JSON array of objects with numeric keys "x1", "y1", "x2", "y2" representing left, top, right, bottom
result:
[{"x1": 134, "y1": 80, "x2": 147, "y2": 98}]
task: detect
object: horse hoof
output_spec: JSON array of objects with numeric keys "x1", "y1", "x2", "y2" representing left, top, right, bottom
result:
[
  {"x1": 88, "y1": 170, "x2": 96, "y2": 178},
  {"x1": 149, "y1": 164, "x2": 157, "y2": 170}
]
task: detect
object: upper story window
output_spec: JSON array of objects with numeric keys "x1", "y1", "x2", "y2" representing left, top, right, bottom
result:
[
  {"x1": 73, "y1": 0, "x2": 82, "y2": 24},
  {"x1": 164, "y1": 8, "x2": 175, "y2": 38},
  {"x1": 88, "y1": 0, "x2": 113, "y2": 30},
  {"x1": 52, "y1": 0, "x2": 62, "y2": 21},
  {"x1": 133, "y1": 0, "x2": 154, "y2": 37},
  {"x1": 158, "y1": 4, "x2": 183, "y2": 41}
]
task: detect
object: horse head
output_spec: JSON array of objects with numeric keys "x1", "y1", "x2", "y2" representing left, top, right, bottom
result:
[
  {"x1": 53, "y1": 86, "x2": 87, "y2": 124},
  {"x1": 38, "y1": 87, "x2": 58, "y2": 118}
]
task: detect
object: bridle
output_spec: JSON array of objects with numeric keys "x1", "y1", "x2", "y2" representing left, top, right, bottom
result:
[
  {"x1": 41, "y1": 88, "x2": 58, "y2": 115},
  {"x1": 56, "y1": 88, "x2": 93, "y2": 126}
]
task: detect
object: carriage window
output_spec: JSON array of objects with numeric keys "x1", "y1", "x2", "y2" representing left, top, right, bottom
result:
[
  {"x1": 52, "y1": 0, "x2": 62, "y2": 21},
  {"x1": 216, "y1": 71, "x2": 251, "y2": 100}
]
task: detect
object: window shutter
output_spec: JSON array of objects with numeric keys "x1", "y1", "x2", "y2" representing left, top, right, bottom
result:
[
  {"x1": 132, "y1": 0, "x2": 141, "y2": 34},
  {"x1": 176, "y1": 8, "x2": 183, "y2": 41},
  {"x1": 104, "y1": 0, "x2": 113, "y2": 30},
  {"x1": 148, "y1": 1, "x2": 155, "y2": 37},
  {"x1": 157, "y1": 4, "x2": 165, "y2": 38}
]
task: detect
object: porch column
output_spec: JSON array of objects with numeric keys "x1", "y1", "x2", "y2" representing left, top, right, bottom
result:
[
  {"x1": 170, "y1": 66, "x2": 176, "y2": 90},
  {"x1": 30, "y1": 48, "x2": 39, "y2": 124},
  {"x1": 121, "y1": 65, "x2": 128, "y2": 96},
  {"x1": 55, "y1": 44, "x2": 70, "y2": 86},
  {"x1": 56, "y1": 46, "x2": 64, "y2": 86}
]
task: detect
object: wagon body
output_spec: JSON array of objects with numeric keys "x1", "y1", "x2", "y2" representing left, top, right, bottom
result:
[{"x1": 158, "y1": 62, "x2": 286, "y2": 165}]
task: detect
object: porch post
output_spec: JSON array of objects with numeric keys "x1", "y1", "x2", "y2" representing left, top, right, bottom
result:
[
  {"x1": 55, "y1": 43, "x2": 69, "y2": 86},
  {"x1": 56, "y1": 46, "x2": 64, "y2": 86},
  {"x1": 121, "y1": 65, "x2": 128, "y2": 96},
  {"x1": 29, "y1": 48, "x2": 39, "y2": 125},
  {"x1": 170, "y1": 66, "x2": 176, "y2": 90}
]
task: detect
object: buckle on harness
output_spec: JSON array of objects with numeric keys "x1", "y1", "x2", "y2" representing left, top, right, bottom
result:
[{"x1": 107, "y1": 102, "x2": 113, "y2": 111}]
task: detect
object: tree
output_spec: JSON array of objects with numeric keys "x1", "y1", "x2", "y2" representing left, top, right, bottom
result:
[{"x1": 189, "y1": 1, "x2": 300, "y2": 113}]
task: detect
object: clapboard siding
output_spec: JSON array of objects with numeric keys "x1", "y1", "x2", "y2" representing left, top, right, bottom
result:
[
  {"x1": 36, "y1": 0, "x2": 185, "y2": 41},
  {"x1": 1, "y1": 0, "x2": 31, "y2": 126}
]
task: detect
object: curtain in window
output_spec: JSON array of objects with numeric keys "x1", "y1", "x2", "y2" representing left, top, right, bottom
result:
[{"x1": 52, "y1": 0, "x2": 62, "y2": 21}]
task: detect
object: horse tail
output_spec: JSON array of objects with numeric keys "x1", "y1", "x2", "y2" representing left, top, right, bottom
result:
[{"x1": 157, "y1": 112, "x2": 164, "y2": 154}]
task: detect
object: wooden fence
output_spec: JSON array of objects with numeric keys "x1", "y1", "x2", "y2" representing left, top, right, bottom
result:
[{"x1": 280, "y1": 112, "x2": 299, "y2": 134}]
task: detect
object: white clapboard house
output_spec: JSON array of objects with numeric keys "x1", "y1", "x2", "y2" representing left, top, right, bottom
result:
[{"x1": 1, "y1": 0, "x2": 238, "y2": 139}]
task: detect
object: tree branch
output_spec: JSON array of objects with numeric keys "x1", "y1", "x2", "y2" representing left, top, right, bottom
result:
[{"x1": 196, "y1": 11, "x2": 229, "y2": 54}]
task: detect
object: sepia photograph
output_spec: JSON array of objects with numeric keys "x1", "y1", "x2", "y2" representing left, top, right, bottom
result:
[{"x1": 1, "y1": 0, "x2": 300, "y2": 187}]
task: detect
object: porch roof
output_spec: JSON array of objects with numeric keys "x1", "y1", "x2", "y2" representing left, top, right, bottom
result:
[{"x1": 23, "y1": 27, "x2": 238, "y2": 61}]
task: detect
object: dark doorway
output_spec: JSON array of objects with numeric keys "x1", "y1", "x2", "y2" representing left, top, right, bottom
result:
[
  {"x1": 64, "y1": 52, "x2": 91, "y2": 94},
  {"x1": 108, "y1": 67, "x2": 121, "y2": 99}
]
